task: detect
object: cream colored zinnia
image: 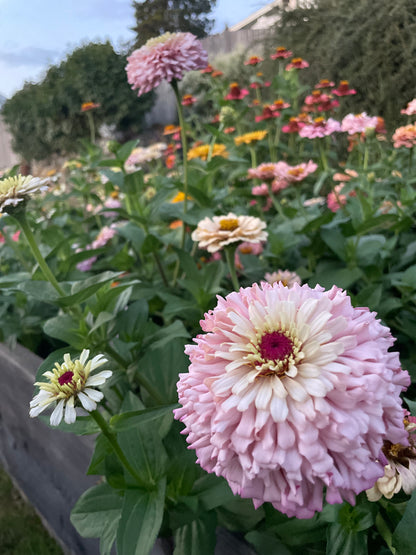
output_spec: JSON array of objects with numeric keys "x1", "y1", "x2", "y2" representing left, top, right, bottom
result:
[
  {"x1": 29, "y1": 350, "x2": 112, "y2": 426},
  {"x1": 191, "y1": 212, "x2": 267, "y2": 253},
  {"x1": 0, "y1": 174, "x2": 49, "y2": 212}
]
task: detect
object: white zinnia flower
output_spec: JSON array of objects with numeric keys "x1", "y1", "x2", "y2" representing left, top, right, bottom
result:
[
  {"x1": 29, "y1": 350, "x2": 112, "y2": 426},
  {"x1": 0, "y1": 174, "x2": 50, "y2": 212},
  {"x1": 191, "y1": 213, "x2": 268, "y2": 253}
]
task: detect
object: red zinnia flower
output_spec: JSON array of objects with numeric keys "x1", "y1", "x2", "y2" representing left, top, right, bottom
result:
[
  {"x1": 332, "y1": 80, "x2": 356, "y2": 97},
  {"x1": 225, "y1": 82, "x2": 249, "y2": 100},
  {"x1": 270, "y1": 46, "x2": 293, "y2": 60},
  {"x1": 285, "y1": 57, "x2": 309, "y2": 70},
  {"x1": 244, "y1": 55, "x2": 264, "y2": 65}
]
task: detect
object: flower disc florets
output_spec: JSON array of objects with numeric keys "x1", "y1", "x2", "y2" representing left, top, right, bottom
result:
[
  {"x1": 0, "y1": 174, "x2": 49, "y2": 213},
  {"x1": 174, "y1": 282, "x2": 410, "y2": 518},
  {"x1": 30, "y1": 350, "x2": 112, "y2": 426},
  {"x1": 191, "y1": 213, "x2": 267, "y2": 253},
  {"x1": 126, "y1": 32, "x2": 208, "y2": 96}
]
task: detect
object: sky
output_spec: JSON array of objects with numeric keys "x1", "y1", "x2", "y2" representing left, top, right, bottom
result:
[{"x1": 0, "y1": 0, "x2": 270, "y2": 99}]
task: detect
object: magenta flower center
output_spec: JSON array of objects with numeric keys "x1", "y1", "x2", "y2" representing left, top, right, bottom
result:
[
  {"x1": 259, "y1": 331, "x2": 293, "y2": 361},
  {"x1": 58, "y1": 371, "x2": 74, "y2": 386}
]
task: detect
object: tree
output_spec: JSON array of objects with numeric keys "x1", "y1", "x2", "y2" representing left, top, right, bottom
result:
[
  {"x1": 2, "y1": 42, "x2": 154, "y2": 161},
  {"x1": 267, "y1": 0, "x2": 416, "y2": 129},
  {"x1": 132, "y1": 0, "x2": 216, "y2": 48}
]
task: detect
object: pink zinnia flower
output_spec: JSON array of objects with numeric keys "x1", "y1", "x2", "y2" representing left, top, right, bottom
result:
[
  {"x1": 299, "y1": 117, "x2": 341, "y2": 138},
  {"x1": 244, "y1": 55, "x2": 264, "y2": 65},
  {"x1": 273, "y1": 99, "x2": 290, "y2": 110},
  {"x1": 251, "y1": 183, "x2": 270, "y2": 196},
  {"x1": 238, "y1": 241, "x2": 264, "y2": 255},
  {"x1": 327, "y1": 184, "x2": 347, "y2": 212},
  {"x1": 332, "y1": 80, "x2": 356, "y2": 97},
  {"x1": 285, "y1": 57, "x2": 309, "y2": 70},
  {"x1": 341, "y1": 113, "x2": 379, "y2": 135},
  {"x1": 91, "y1": 226, "x2": 116, "y2": 249},
  {"x1": 275, "y1": 160, "x2": 318, "y2": 183},
  {"x1": 255, "y1": 106, "x2": 280, "y2": 122},
  {"x1": 248, "y1": 162, "x2": 289, "y2": 182},
  {"x1": 126, "y1": 32, "x2": 208, "y2": 96},
  {"x1": 225, "y1": 83, "x2": 249, "y2": 101},
  {"x1": 270, "y1": 46, "x2": 292, "y2": 60},
  {"x1": 264, "y1": 269, "x2": 301, "y2": 287},
  {"x1": 392, "y1": 124, "x2": 416, "y2": 148},
  {"x1": 282, "y1": 117, "x2": 306, "y2": 134},
  {"x1": 401, "y1": 99, "x2": 416, "y2": 116},
  {"x1": 174, "y1": 282, "x2": 410, "y2": 519},
  {"x1": 315, "y1": 79, "x2": 335, "y2": 89}
]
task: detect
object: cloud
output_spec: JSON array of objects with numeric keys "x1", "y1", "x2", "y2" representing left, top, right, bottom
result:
[{"x1": 0, "y1": 46, "x2": 59, "y2": 68}]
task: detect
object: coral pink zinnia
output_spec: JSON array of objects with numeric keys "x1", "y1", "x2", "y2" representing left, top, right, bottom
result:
[
  {"x1": 126, "y1": 32, "x2": 208, "y2": 96},
  {"x1": 174, "y1": 282, "x2": 410, "y2": 519}
]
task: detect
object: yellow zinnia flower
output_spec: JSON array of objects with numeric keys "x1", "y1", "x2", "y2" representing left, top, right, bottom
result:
[
  {"x1": 234, "y1": 130, "x2": 268, "y2": 146},
  {"x1": 187, "y1": 143, "x2": 229, "y2": 161}
]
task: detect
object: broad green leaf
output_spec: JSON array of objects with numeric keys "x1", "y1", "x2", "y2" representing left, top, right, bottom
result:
[
  {"x1": 245, "y1": 531, "x2": 292, "y2": 555},
  {"x1": 392, "y1": 488, "x2": 416, "y2": 554},
  {"x1": 116, "y1": 479, "x2": 166, "y2": 555},
  {"x1": 70, "y1": 483, "x2": 122, "y2": 555},
  {"x1": 17, "y1": 280, "x2": 60, "y2": 303},
  {"x1": 43, "y1": 313, "x2": 85, "y2": 349},
  {"x1": 326, "y1": 523, "x2": 367, "y2": 555},
  {"x1": 111, "y1": 404, "x2": 178, "y2": 432},
  {"x1": 58, "y1": 271, "x2": 121, "y2": 307},
  {"x1": 173, "y1": 511, "x2": 217, "y2": 555},
  {"x1": 117, "y1": 222, "x2": 146, "y2": 252}
]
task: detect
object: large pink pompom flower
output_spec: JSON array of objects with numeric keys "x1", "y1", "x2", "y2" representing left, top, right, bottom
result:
[
  {"x1": 174, "y1": 282, "x2": 410, "y2": 519},
  {"x1": 126, "y1": 32, "x2": 208, "y2": 96}
]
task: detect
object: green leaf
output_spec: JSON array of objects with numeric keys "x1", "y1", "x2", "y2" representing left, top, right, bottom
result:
[
  {"x1": 116, "y1": 139, "x2": 139, "y2": 162},
  {"x1": 309, "y1": 265, "x2": 363, "y2": 290},
  {"x1": 17, "y1": 280, "x2": 60, "y2": 303},
  {"x1": 173, "y1": 511, "x2": 217, "y2": 555},
  {"x1": 392, "y1": 488, "x2": 416, "y2": 554},
  {"x1": 245, "y1": 531, "x2": 292, "y2": 555},
  {"x1": 116, "y1": 479, "x2": 166, "y2": 555},
  {"x1": 70, "y1": 483, "x2": 122, "y2": 555},
  {"x1": 326, "y1": 523, "x2": 367, "y2": 555},
  {"x1": 117, "y1": 222, "x2": 146, "y2": 252},
  {"x1": 142, "y1": 233, "x2": 164, "y2": 254},
  {"x1": 43, "y1": 314, "x2": 85, "y2": 349},
  {"x1": 58, "y1": 271, "x2": 121, "y2": 307},
  {"x1": 320, "y1": 226, "x2": 347, "y2": 261},
  {"x1": 0, "y1": 271, "x2": 31, "y2": 288},
  {"x1": 87, "y1": 433, "x2": 113, "y2": 475},
  {"x1": 117, "y1": 394, "x2": 168, "y2": 483},
  {"x1": 111, "y1": 404, "x2": 178, "y2": 432}
]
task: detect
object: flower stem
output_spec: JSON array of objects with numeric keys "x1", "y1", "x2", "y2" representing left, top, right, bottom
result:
[
  {"x1": 224, "y1": 246, "x2": 240, "y2": 291},
  {"x1": 13, "y1": 212, "x2": 65, "y2": 296},
  {"x1": 90, "y1": 410, "x2": 152, "y2": 488},
  {"x1": 86, "y1": 111, "x2": 96, "y2": 143},
  {"x1": 171, "y1": 80, "x2": 189, "y2": 248}
]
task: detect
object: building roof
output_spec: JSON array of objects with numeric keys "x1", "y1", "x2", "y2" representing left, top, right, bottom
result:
[{"x1": 229, "y1": 0, "x2": 285, "y2": 32}]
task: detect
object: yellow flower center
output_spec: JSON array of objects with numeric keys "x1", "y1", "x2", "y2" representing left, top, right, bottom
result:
[
  {"x1": 145, "y1": 32, "x2": 175, "y2": 47},
  {"x1": 288, "y1": 168, "x2": 304, "y2": 176},
  {"x1": 219, "y1": 218, "x2": 239, "y2": 231}
]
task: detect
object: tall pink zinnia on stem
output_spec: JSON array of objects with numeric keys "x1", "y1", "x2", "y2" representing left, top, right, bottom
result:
[
  {"x1": 126, "y1": 32, "x2": 208, "y2": 96},
  {"x1": 174, "y1": 282, "x2": 410, "y2": 519}
]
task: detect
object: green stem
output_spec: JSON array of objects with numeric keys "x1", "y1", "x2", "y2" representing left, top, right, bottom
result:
[
  {"x1": 90, "y1": 410, "x2": 151, "y2": 488},
  {"x1": 171, "y1": 80, "x2": 189, "y2": 248},
  {"x1": 224, "y1": 246, "x2": 240, "y2": 291},
  {"x1": 152, "y1": 251, "x2": 169, "y2": 288},
  {"x1": 13, "y1": 211, "x2": 65, "y2": 296},
  {"x1": 318, "y1": 139, "x2": 329, "y2": 171},
  {"x1": 86, "y1": 111, "x2": 95, "y2": 144},
  {"x1": 249, "y1": 147, "x2": 257, "y2": 168},
  {"x1": 363, "y1": 143, "x2": 369, "y2": 171}
]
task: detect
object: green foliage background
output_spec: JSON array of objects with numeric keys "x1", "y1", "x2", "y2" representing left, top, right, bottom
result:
[
  {"x1": 1, "y1": 42, "x2": 154, "y2": 162},
  {"x1": 132, "y1": 0, "x2": 216, "y2": 48}
]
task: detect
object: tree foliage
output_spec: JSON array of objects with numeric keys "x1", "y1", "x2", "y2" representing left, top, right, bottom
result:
[
  {"x1": 269, "y1": 0, "x2": 416, "y2": 129},
  {"x1": 132, "y1": 0, "x2": 216, "y2": 48},
  {"x1": 1, "y1": 42, "x2": 154, "y2": 161}
]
